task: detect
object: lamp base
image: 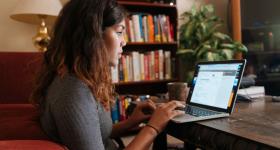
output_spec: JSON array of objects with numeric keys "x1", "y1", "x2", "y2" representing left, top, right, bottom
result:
[
  {"x1": 32, "y1": 17, "x2": 50, "y2": 52},
  {"x1": 33, "y1": 34, "x2": 50, "y2": 52}
]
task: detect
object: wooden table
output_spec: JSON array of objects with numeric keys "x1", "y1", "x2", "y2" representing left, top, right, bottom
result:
[{"x1": 153, "y1": 96, "x2": 280, "y2": 150}]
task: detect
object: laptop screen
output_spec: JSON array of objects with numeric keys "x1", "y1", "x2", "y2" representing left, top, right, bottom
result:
[{"x1": 188, "y1": 60, "x2": 246, "y2": 112}]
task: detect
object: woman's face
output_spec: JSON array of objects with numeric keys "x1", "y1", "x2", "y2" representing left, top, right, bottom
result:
[{"x1": 103, "y1": 19, "x2": 126, "y2": 67}]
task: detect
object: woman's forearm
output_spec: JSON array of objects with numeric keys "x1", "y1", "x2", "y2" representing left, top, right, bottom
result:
[
  {"x1": 111, "y1": 120, "x2": 158, "y2": 149},
  {"x1": 125, "y1": 126, "x2": 158, "y2": 150},
  {"x1": 111, "y1": 119, "x2": 135, "y2": 138}
]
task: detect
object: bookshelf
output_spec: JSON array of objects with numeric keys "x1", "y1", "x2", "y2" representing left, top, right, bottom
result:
[
  {"x1": 115, "y1": 79, "x2": 176, "y2": 95},
  {"x1": 114, "y1": 0, "x2": 178, "y2": 95}
]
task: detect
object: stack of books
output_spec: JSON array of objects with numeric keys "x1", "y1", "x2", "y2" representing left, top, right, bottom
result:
[
  {"x1": 111, "y1": 50, "x2": 173, "y2": 83},
  {"x1": 124, "y1": 14, "x2": 174, "y2": 43},
  {"x1": 237, "y1": 86, "x2": 265, "y2": 99}
]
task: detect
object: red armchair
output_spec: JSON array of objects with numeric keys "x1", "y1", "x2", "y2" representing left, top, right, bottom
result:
[{"x1": 0, "y1": 52, "x2": 66, "y2": 150}]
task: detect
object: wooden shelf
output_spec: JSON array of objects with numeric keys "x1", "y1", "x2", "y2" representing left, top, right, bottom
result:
[
  {"x1": 242, "y1": 24, "x2": 280, "y2": 30},
  {"x1": 245, "y1": 50, "x2": 280, "y2": 58},
  {"x1": 124, "y1": 42, "x2": 178, "y2": 53},
  {"x1": 247, "y1": 50, "x2": 280, "y2": 55},
  {"x1": 118, "y1": 1, "x2": 176, "y2": 8},
  {"x1": 114, "y1": 79, "x2": 177, "y2": 86},
  {"x1": 114, "y1": 0, "x2": 178, "y2": 95},
  {"x1": 115, "y1": 79, "x2": 177, "y2": 95},
  {"x1": 126, "y1": 42, "x2": 177, "y2": 46}
]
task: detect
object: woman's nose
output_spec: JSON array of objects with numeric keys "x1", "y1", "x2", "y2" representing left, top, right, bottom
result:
[{"x1": 121, "y1": 39, "x2": 126, "y2": 47}]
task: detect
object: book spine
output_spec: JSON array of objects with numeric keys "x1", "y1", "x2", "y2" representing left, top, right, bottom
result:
[
  {"x1": 154, "y1": 16, "x2": 161, "y2": 42},
  {"x1": 149, "y1": 51, "x2": 155, "y2": 80},
  {"x1": 164, "y1": 51, "x2": 171, "y2": 79},
  {"x1": 111, "y1": 98, "x2": 119, "y2": 123},
  {"x1": 166, "y1": 16, "x2": 173, "y2": 42},
  {"x1": 159, "y1": 15, "x2": 167, "y2": 42},
  {"x1": 140, "y1": 53, "x2": 145, "y2": 80},
  {"x1": 142, "y1": 15, "x2": 148, "y2": 42},
  {"x1": 118, "y1": 58, "x2": 124, "y2": 82},
  {"x1": 132, "y1": 14, "x2": 142, "y2": 42},
  {"x1": 132, "y1": 52, "x2": 140, "y2": 81},
  {"x1": 122, "y1": 56, "x2": 128, "y2": 82},
  {"x1": 138, "y1": 14, "x2": 144, "y2": 42},
  {"x1": 111, "y1": 66, "x2": 119, "y2": 83},
  {"x1": 158, "y1": 49, "x2": 164, "y2": 80},
  {"x1": 154, "y1": 50, "x2": 159, "y2": 80},
  {"x1": 128, "y1": 54, "x2": 133, "y2": 81},
  {"x1": 129, "y1": 19, "x2": 135, "y2": 42},
  {"x1": 124, "y1": 18, "x2": 130, "y2": 42},
  {"x1": 118, "y1": 96, "x2": 127, "y2": 121},
  {"x1": 147, "y1": 14, "x2": 155, "y2": 42},
  {"x1": 144, "y1": 53, "x2": 150, "y2": 80}
]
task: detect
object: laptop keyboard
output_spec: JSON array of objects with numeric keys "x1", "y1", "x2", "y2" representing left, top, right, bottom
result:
[{"x1": 180, "y1": 105, "x2": 221, "y2": 117}]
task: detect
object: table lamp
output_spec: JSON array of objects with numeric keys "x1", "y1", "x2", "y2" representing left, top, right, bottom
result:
[{"x1": 10, "y1": 0, "x2": 62, "y2": 51}]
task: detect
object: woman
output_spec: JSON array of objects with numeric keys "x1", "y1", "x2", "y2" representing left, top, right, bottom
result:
[{"x1": 31, "y1": 0, "x2": 184, "y2": 150}]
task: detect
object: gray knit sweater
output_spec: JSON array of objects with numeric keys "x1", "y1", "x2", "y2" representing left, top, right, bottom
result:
[{"x1": 40, "y1": 74, "x2": 117, "y2": 150}]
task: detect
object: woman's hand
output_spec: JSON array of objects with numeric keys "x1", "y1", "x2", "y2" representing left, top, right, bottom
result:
[
  {"x1": 125, "y1": 101, "x2": 185, "y2": 150},
  {"x1": 126, "y1": 100, "x2": 156, "y2": 128},
  {"x1": 147, "y1": 101, "x2": 185, "y2": 134}
]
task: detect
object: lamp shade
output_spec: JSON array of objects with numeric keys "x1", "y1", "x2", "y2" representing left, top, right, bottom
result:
[{"x1": 10, "y1": 0, "x2": 62, "y2": 25}]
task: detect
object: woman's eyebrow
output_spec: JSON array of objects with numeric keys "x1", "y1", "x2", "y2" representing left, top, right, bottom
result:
[{"x1": 117, "y1": 24, "x2": 125, "y2": 30}]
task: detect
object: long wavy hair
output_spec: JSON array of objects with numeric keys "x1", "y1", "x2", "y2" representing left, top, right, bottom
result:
[{"x1": 30, "y1": 0, "x2": 126, "y2": 110}]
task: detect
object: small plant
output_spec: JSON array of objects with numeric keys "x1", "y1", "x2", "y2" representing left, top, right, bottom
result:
[{"x1": 177, "y1": 4, "x2": 247, "y2": 82}]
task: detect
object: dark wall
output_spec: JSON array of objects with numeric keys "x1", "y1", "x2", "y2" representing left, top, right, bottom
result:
[{"x1": 241, "y1": 0, "x2": 280, "y2": 28}]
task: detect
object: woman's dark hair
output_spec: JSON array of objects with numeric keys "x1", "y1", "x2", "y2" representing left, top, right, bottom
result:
[{"x1": 30, "y1": 0, "x2": 126, "y2": 110}]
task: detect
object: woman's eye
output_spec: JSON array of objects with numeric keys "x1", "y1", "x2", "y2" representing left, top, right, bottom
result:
[{"x1": 116, "y1": 32, "x2": 123, "y2": 36}]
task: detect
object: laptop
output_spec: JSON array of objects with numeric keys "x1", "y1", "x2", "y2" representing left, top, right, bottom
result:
[{"x1": 172, "y1": 59, "x2": 246, "y2": 123}]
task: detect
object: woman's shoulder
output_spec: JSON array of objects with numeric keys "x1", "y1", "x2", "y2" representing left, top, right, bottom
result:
[
  {"x1": 47, "y1": 74, "x2": 94, "y2": 105},
  {"x1": 53, "y1": 74, "x2": 89, "y2": 91}
]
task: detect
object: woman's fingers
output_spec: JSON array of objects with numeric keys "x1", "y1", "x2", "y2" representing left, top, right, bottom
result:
[
  {"x1": 170, "y1": 110, "x2": 185, "y2": 118},
  {"x1": 162, "y1": 100, "x2": 185, "y2": 110},
  {"x1": 147, "y1": 101, "x2": 186, "y2": 133},
  {"x1": 138, "y1": 100, "x2": 156, "y2": 110}
]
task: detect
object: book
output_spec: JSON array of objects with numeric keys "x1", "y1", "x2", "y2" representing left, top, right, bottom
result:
[
  {"x1": 118, "y1": 58, "x2": 124, "y2": 81},
  {"x1": 132, "y1": 14, "x2": 142, "y2": 42},
  {"x1": 111, "y1": 98, "x2": 119, "y2": 124},
  {"x1": 132, "y1": 51, "x2": 140, "y2": 81},
  {"x1": 149, "y1": 51, "x2": 155, "y2": 80},
  {"x1": 159, "y1": 15, "x2": 167, "y2": 42},
  {"x1": 138, "y1": 14, "x2": 145, "y2": 42},
  {"x1": 147, "y1": 14, "x2": 155, "y2": 42},
  {"x1": 124, "y1": 18, "x2": 130, "y2": 42},
  {"x1": 158, "y1": 49, "x2": 164, "y2": 80},
  {"x1": 154, "y1": 16, "x2": 161, "y2": 42},
  {"x1": 142, "y1": 15, "x2": 148, "y2": 42},
  {"x1": 154, "y1": 50, "x2": 159, "y2": 79},
  {"x1": 128, "y1": 54, "x2": 133, "y2": 81},
  {"x1": 166, "y1": 16, "x2": 173, "y2": 42},
  {"x1": 122, "y1": 56, "x2": 129, "y2": 82},
  {"x1": 144, "y1": 53, "x2": 150, "y2": 80},
  {"x1": 164, "y1": 51, "x2": 171, "y2": 79},
  {"x1": 237, "y1": 86, "x2": 265, "y2": 99},
  {"x1": 114, "y1": 50, "x2": 172, "y2": 83},
  {"x1": 140, "y1": 53, "x2": 145, "y2": 80},
  {"x1": 111, "y1": 66, "x2": 119, "y2": 83},
  {"x1": 125, "y1": 13, "x2": 174, "y2": 44},
  {"x1": 128, "y1": 19, "x2": 135, "y2": 42}
]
